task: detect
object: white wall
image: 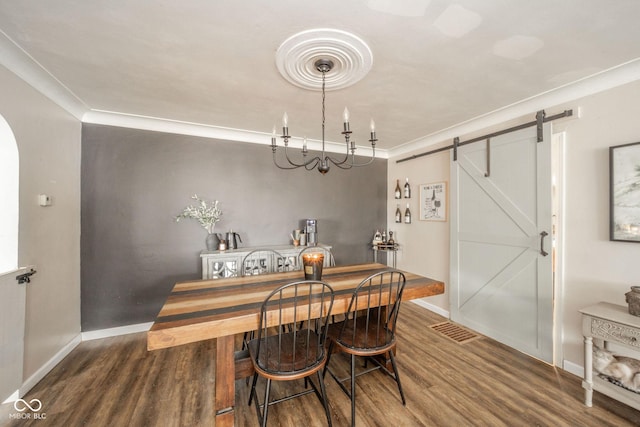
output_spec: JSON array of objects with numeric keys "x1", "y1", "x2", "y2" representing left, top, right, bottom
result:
[
  {"x1": 554, "y1": 80, "x2": 640, "y2": 366},
  {"x1": 389, "y1": 78, "x2": 640, "y2": 370},
  {"x1": 388, "y1": 146, "x2": 450, "y2": 312},
  {"x1": 0, "y1": 65, "x2": 81, "y2": 380}
]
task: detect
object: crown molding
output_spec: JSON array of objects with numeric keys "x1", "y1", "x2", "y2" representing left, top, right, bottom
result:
[
  {"x1": 389, "y1": 58, "x2": 640, "y2": 159},
  {"x1": 2, "y1": 23, "x2": 637, "y2": 161},
  {"x1": 83, "y1": 110, "x2": 388, "y2": 158},
  {"x1": 0, "y1": 30, "x2": 88, "y2": 119}
]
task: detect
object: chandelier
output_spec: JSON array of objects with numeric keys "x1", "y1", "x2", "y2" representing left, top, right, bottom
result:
[{"x1": 270, "y1": 58, "x2": 377, "y2": 174}]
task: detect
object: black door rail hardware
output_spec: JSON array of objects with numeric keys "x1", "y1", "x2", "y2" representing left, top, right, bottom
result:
[
  {"x1": 396, "y1": 109, "x2": 573, "y2": 164},
  {"x1": 16, "y1": 268, "x2": 36, "y2": 284}
]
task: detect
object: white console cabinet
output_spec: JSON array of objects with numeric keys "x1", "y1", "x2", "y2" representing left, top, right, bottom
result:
[
  {"x1": 580, "y1": 302, "x2": 640, "y2": 411},
  {"x1": 200, "y1": 244, "x2": 332, "y2": 280}
]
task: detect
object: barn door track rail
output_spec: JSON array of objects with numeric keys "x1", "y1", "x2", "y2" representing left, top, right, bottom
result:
[{"x1": 396, "y1": 109, "x2": 573, "y2": 164}]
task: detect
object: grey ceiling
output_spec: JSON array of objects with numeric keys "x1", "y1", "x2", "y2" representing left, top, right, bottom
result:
[{"x1": 1, "y1": 0, "x2": 640, "y2": 151}]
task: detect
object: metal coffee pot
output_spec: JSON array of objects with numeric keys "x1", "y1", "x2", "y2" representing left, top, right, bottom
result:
[{"x1": 226, "y1": 230, "x2": 242, "y2": 250}]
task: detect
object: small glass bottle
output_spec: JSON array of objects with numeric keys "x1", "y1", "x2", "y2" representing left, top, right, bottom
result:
[
  {"x1": 394, "y1": 180, "x2": 402, "y2": 199},
  {"x1": 404, "y1": 203, "x2": 412, "y2": 224},
  {"x1": 395, "y1": 204, "x2": 402, "y2": 223},
  {"x1": 404, "y1": 178, "x2": 411, "y2": 198}
]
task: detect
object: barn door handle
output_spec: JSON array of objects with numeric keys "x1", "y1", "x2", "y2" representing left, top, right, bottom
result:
[{"x1": 539, "y1": 231, "x2": 549, "y2": 256}]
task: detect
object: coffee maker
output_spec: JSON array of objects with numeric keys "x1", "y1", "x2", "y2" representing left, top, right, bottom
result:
[{"x1": 305, "y1": 219, "x2": 318, "y2": 246}]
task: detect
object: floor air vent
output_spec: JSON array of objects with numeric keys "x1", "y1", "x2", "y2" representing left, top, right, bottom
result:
[{"x1": 429, "y1": 321, "x2": 481, "y2": 344}]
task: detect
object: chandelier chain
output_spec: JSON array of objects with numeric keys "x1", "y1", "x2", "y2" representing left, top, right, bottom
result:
[{"x1": 321, "y1": 69, "x2": 326, "y2": 156}]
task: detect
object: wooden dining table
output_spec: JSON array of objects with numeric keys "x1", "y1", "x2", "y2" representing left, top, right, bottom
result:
[{"x1": 147, "y1": 262, "x2": 444, "y2": 427}]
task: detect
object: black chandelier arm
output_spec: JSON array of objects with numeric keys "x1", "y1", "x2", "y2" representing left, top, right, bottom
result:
[
  {"x1": 325, "y1": 141, "x2": 377, "y2": 169},
  {"x1": 272, "y1": 151, "x2": 305, "y2": 170},
  {"x1": 324, "y1": 151, "x2": 350, "y2": 167},
  {"x1": 282, "y1": 144, "x2": 318, "y2": 168},
  {"x1": 273, "y1": 147, "x2": 323, "y2": 171},
  {"x1": 304, "y1": 157, "x2": 321, "y2": 171}
]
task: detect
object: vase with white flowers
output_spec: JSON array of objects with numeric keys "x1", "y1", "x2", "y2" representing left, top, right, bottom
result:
[{"x1": 175, "y1": 195, "x2": 223, "y2": 250}]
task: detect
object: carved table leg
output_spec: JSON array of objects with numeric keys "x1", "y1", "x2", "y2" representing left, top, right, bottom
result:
[{"x1": 582, "y1": 335, "x2": 593, "y2": 407}]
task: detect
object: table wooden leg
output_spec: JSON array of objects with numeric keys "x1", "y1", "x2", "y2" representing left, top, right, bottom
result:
[{"x1": 216, "y1": 335, "x2": 236, "y2": 426}]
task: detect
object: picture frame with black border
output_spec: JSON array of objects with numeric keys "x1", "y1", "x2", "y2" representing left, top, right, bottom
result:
[{"x1": 610, "y1": 141, "x2": 640, "y2": 242}]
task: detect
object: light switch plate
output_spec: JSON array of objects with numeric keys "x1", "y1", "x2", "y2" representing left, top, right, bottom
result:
[{"x1": 38, "y1": 194, "x2": 52, "y2": 206}]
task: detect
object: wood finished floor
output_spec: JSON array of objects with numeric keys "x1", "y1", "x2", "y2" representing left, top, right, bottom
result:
[{"x1": 2, "y1": 302, "x2": 639, "y2": 426}]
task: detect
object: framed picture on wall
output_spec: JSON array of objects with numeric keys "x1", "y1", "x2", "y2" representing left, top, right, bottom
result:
[
  {"x1": 610, "y1": 141, "x2": 640, "y2": 242},
  {"x1": 419, "y1": 182, "x2": 447, "y2": 221}
]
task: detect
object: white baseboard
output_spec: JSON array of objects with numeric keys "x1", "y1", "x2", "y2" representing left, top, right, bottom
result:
[
  {"x1": 411, "y1": 299, "x2": 450, "y2": 318},
  {"x1": 562, "y1": 359, "x2": 583, "y2": 378},
  {"x1": 2, "y1": 389, "x2": 19, "y2": 404},
  {"x1": 81, "y1": 322, "x2": 153, "y2": 341},
  {"x1": 20, "y1": 334, "x2": 81, "y2": 398},
  {"x1": 17, "y1": 322, "x2": 154, "y2": 398}
]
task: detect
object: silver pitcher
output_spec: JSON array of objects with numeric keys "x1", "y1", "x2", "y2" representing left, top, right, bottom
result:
[{"x1": 226, "y1": 230, "x2": 242, "y2": 250}]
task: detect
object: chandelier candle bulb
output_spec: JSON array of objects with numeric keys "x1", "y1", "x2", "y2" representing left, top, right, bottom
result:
[
  {"x1": 271, "y1": 126, "x2": 277, "y2": 148},
  {"x1": 343, "y1": 107, "x2": 350, "y2": 132},
  {"x1": 282, "y1": 113, "x2": 289, "y2": 137},
  {"x1": 302, "y1": 137, "x2": 308, "y2": 154}
]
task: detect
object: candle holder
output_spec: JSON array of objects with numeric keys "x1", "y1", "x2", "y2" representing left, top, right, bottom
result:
[{"x1": 302, "y1": 252, "x2": 324, "y2": 280}]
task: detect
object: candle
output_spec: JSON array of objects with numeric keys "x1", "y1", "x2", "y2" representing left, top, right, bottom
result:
[
  {"x1": 343, "y1": 107, "x2": 350, "y2": 132},
  {"x1": 271, "y1": 125, "x2": 277, "y2": 147},
  {"x1": 302, "y1": 252, "x2": 324, "y2": 280},
  {"x1": 282, "y1": 112, "x2": 289, "y2": 136}
]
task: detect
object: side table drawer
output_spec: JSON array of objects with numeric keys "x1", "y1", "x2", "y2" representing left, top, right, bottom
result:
[{"x1": 590, "y1": 317, "x2": 640, "y2": 348}]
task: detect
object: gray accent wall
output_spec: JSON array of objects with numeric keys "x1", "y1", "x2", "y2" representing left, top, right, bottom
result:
[{"x1": 81, "y1": 124, "x2": 387, "y2": 331}]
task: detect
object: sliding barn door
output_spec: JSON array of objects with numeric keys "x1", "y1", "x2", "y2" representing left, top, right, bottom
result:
[{"x1": 450, "y1": 124, "x2": 553, "y2": 363}]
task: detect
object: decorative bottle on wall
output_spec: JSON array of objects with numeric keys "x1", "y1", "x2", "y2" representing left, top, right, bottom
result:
[
  {"x1": 394, "y1": 179, "x2": 402, "y2": 199},
  {"x1": 404, "y1": 178, "x2": 411, "y2": 198},
  {"x1": 395, "y1": 204, "x2": 402, "y2": 223},
  {"x1": 404, "y1": 203, "x2": 412, "y2": 224}
]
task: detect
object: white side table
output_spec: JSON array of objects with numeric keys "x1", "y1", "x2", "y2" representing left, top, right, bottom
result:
[
  {"x1": 372, "y1": 244, "x2": 398, "y2": 268},
  {"x1": 579, "y1": 302, "x2": 640, "y2": 410}
]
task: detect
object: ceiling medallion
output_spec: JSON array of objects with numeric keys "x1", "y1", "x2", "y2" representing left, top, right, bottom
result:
[
  {"x1": 271, "y1": 29, "x2": 376, "y2": 174},
  {"x1": 275, "y1": 28, "x2": 373, "y2": 91}
]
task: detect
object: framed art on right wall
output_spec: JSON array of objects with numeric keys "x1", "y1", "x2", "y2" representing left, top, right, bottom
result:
[{"x1": 610, "y1": 141, "x2": 640, "y2": 242}]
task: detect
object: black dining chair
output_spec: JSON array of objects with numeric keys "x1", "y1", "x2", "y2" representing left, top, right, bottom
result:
[
  {"x1": 323, "y1": 269, "x2": 407, "y2": 426},
  {"x1": 241, "y1": 249, "x2": 289, "y2": 351},
  {"x1": 247, "y1": 280, "x2": 335, "y2": 427},
  {"x1": 240, "y1": 249, "x2": 289, "y2": 277}
]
